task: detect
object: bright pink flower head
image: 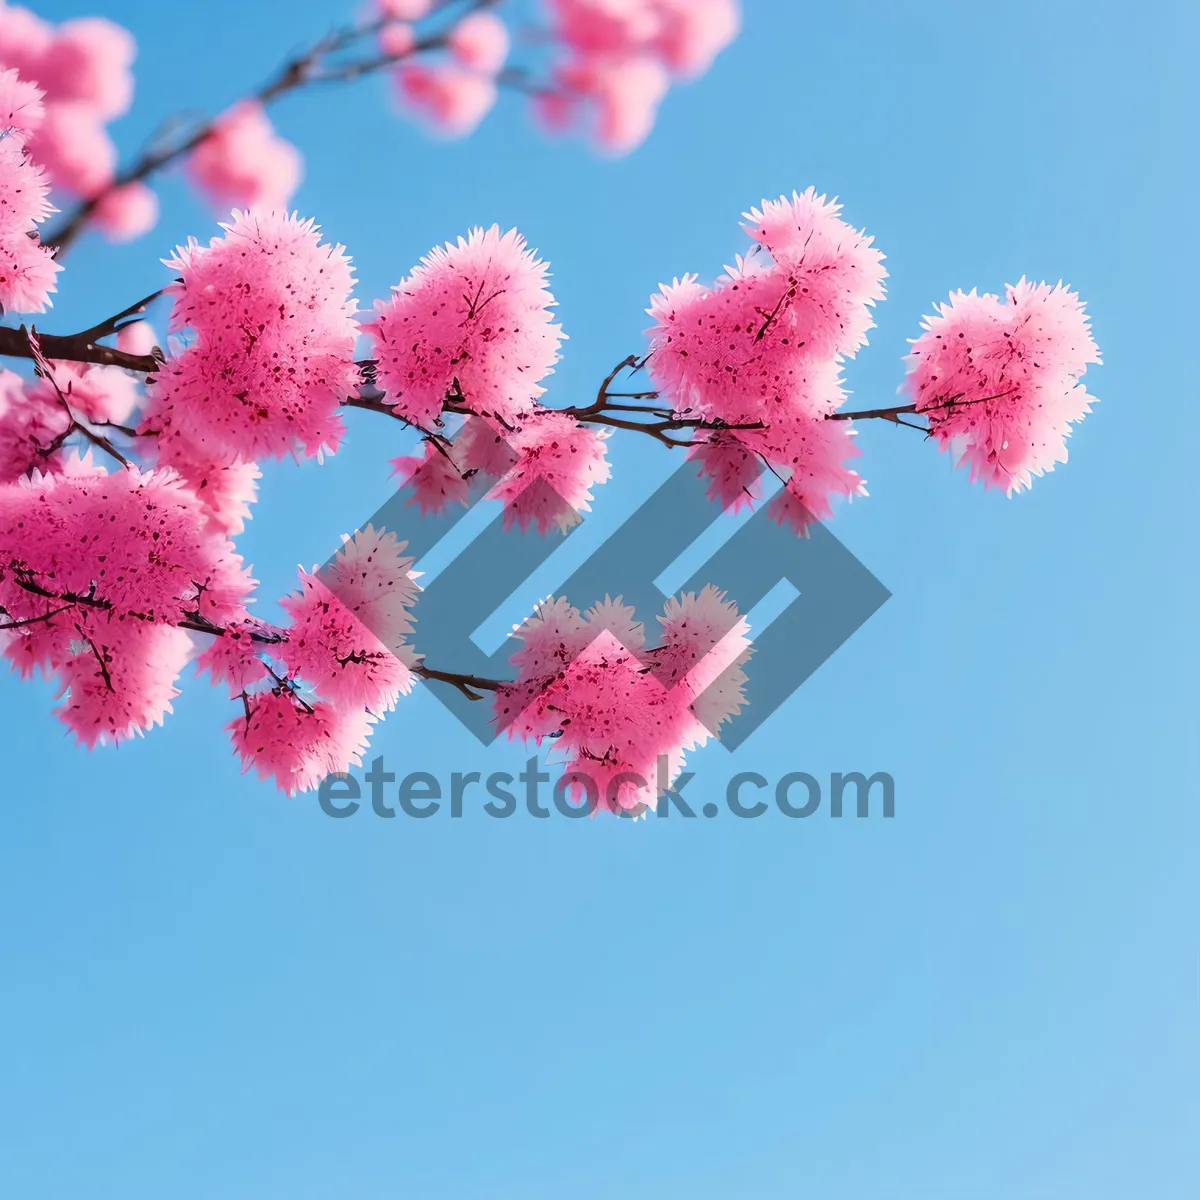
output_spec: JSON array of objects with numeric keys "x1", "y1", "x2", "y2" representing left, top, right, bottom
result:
[
  {"x1": 367, "y1": 225, "x2": 564, "y2": 428},
  {"x1": 230, "y1": 689, "x2": 375, "y2": 796},
  {"x1": 904, "y1": 280, "x2": 1101, "y2": 494},
  {"x1": 742, "y1": 190, "x2": 887, "y2": 359},
  {"x1": 0, "y1": 459, "x2": 254, "y2": 743},
  {"x1": 395, "y1": 63, "x2": 497, "y2": 136},
  {"x1": 27, "y1": 100, "x2": 115, "y2": 195},
  {"x1": 280, "y1": 569, "x2": 416, "y2": 713},
  {"x1": 144, "y1": 209, "x2": 359, "y2": 463},
  {"x1": 448, "y1": 11, "x2": 510, "y2": 73},
  {"x1": 154, "y1": 439, "x2": 262, "y2": 536},
  {"x1": 0, "y1": 460, "x2": 253, "y2": 628},
  {"x1": 36, "y1": 18, "x2": 135, "y2": 120},
  {"x1": 0, "y1": 95, "x2": 59, "y2": 313},
  {"x1": 90, "y1": 180, "x2": 157, "y2": 242},
  {"x1": 0, "y1": 64, "x2": 43, "y2": 133},
  {"x1": 187, "y1": 101, "x2": 301, "y2": 212},
  {"x1": 487, "y1": 410, "x2": 611, "y2": 534},
  {"x1": 55, "y1": 621, "x2": 194, "y2": 748}
]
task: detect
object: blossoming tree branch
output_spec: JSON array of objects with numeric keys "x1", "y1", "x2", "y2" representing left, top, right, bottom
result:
[{"x1": 0, "y1": 0, "x2": 1100, "y2": 809}]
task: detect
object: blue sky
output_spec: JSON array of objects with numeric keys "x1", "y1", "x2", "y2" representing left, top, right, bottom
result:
[{"x1": 2, "y1": 1, "x2": 1197, "y2": 1197}]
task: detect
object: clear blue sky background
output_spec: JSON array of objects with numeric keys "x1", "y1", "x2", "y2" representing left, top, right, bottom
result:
[{"x1": 2, "y1": 2, "x2": 1196, "y2": 1197}]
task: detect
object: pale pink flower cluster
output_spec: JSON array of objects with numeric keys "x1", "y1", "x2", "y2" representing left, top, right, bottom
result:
[
  {"x1": 0, "y1": 456, "x2": 252, "y2": 746},
  {"x1": 648, "y1": 189, "x2": 886, "y2": 531},
  {"x1": 142, "y1": 210, "x2": 359, "y2": 530},
  {"x1": 187, "y1": 101, "x2": 302, "y2": 214},
  {"x1": 0, "y1": 68, "x2": 59, "y2": 313},
  {"x1": 0, "y1": 3, "x2": 150, "y2": 236},
  {"x1": 394, "y1": 8, "x2": 510, "y2": 137},
  {"x1": 393, "y1": 408, "x2": 611, "y2": 534},
  {"x1": 495, "y1": 587, "x2": 749, "y2": 812},
  {"x1": 0, "y1": 360, "x2": 138, "y2": 482},
  {"x1": 214, "y1": 526, "x2": 420, "y2": 794},
  {"x1": 904, "y1": 280, "x2": 1101, "y2": 493},
  {"x1": 541, "y1": 0, "x2": 740, "y2": 151}
]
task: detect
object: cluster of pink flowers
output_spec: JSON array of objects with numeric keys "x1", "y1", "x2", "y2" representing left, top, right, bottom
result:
[
  {"x1": 392, "y1": 5, "x2": 510, "y2": 137},
  {"x1": 187, "y1": 101, "x2": 302, "y2": 215},
  {"x1": 370, "y1": 224, "x2": 611, "y2": 533},
  {"x1": 141, "y1": 209, "x2": 359, "y2": 531},
  {"x1": 904, "y1": 280, "x2": 1101, "y2": 493},
  {"x1": 495, "y1": 587, "x2": 750, "y2": 812},
  {"x1": 0, "y1": 67, "x2": 58, "y2": 314},
  {"x1": 540, "y1": 0, "x2": 740, "y2": 151},
  {"x1": 208, "y1": 525, "x2": 420, "y2": 794},
  {"x1": 0, "y1": 455, "x2": 252, "y2": 745},
  {"x1": 0, "y1": 155, "x2": 1102, "y2": 801},
  {"x1": 0, "y1": 2, "x2": 154, "y2": 239},
  {"x1": 648, "y1": 189, "x2": 887, "y2": 532}
]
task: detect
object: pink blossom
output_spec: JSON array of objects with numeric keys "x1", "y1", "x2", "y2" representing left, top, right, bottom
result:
[
  {"x1": 27, "y1": 361, "x2": 139, "y2": 426},
  {"x1": 143, "y1": 209, "x2": 359, "y2": 463},
  {"x1": 395, "y1": 63, "x2": 497, "y2": 136},
  {"x1": 0, "y1": 63, "x2": 42, "y2": 132},
  {"x1": 652, "y1": 0, "x2": 740, "y2": 76},
  {"x1": 0, "y1": 75, "x2": 59, "y2": 314},
  {"x1": 378, "y1": 21, "x2": 416, "y2": 59},
  {"x1": 0, "y1": 6, "x2": 135, "y2": 225},
  {"x1": 153, "y1": 439, "x2": 262, "y2": 536},
  {"x1": 496, "y1": 590, "x2": 750, "y2": 813},
  {"x1": 583, "y1": 54, "x2": 669, "y2": 153},
  {"x1": 647, "y1": 191, "x2": 883, "y2": 528},
  {"x1": 28, "y1": 100, "x2": 115, "y2": 196},
  {"x1": 195, "y1": 618, "x2": 273, "y2": 697},
  {"x1": 35, "y1": 18, "x2": 135, "y2": 120},
  {"x1": 904, "y1": 280, "x2": 1101, "y2": 494},
  {"x1": 55, "y1": 621, "x2": 193, "y2": 748},
  {"x1": 375, "y1": 0, "x2": 431, "y2": 18},
  {"x1": 367, "y1": 225, "x2": 563, "y2": 428},
  {"x1": 90, "y1": 181, "x2": 158, "y2": 242},
  {"x1": 543, "y1": 1, "x2": 740, "y2": 150},
  {"x1": 230, "y1": 688, "x2": 375, "y2": 796},
  {"x1": 487, "y1": 410, "x2": 611, "y2": 534},
  {"x1": 448, "y1": 12, "x2": 510, "y2": 73},
  {"x1": 687, "y1": 431, "x2": 761, "y2": 513},
  {"x1": 0, "y1": 459, "x2": 254, "y2": 743},
  {"x1": 187, "y1": 101, "x2": 301, "y2": 213},
  {"x1": 390, "y1": 438, "x2": 471, "y2": 515},
  {"x1": 0, "y1": 367, "x2": 68, "y2": 481},
  {"x1": 116, "y1": 320, "x2": 157, "y2": 357},
  {"x1": 280, "y1": 570, "x2": 416, "y2": 713},
  {"x1": 318, "y1": 523, "x2": 420, "y2": 645},
  {"x1": 0, "y1": 4, "x2": 53, "y2": 78}
]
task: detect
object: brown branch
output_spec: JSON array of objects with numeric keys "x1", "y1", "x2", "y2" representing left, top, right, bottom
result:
[
  {"x1": 0, "y1": 323, "x2": 160, "y2": 372},
  {"x1": 414, "y1": 665, "x2": 505, "y2": 701}
]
